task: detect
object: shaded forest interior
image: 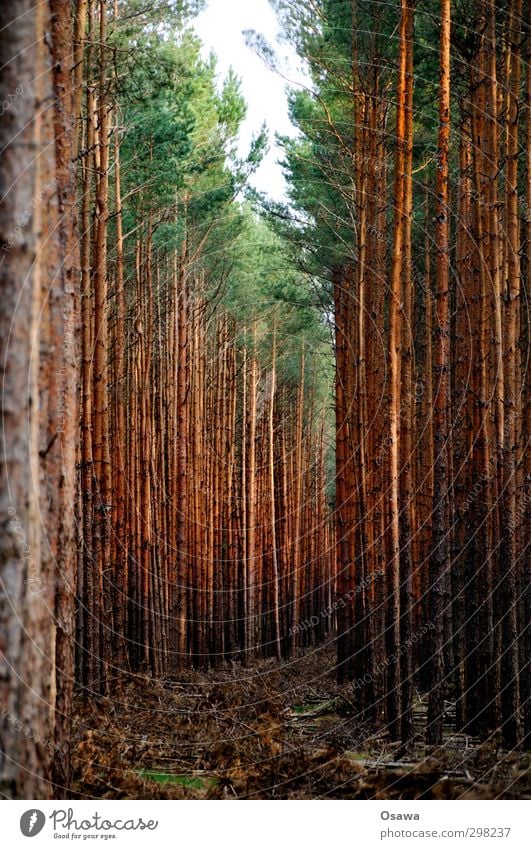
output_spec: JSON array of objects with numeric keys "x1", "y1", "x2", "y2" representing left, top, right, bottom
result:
[{"x1": 0, "y1": 0, "x2": 529, "y2": 799}]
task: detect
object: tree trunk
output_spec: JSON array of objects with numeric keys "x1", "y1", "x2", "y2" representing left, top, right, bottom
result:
[{"x1": 427, "y1": 0, "x2": 451, "y2": 746}]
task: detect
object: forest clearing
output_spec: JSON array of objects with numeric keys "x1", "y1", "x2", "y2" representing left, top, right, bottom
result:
[{"x1": 0, "y1": 0, "x2": 529, "y2": 804}]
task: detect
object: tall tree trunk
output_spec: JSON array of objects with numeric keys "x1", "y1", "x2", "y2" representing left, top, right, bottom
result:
[
  {"x1": 0, "y1": 0, "x2": 50, "y2": 799},
  {"x1": 49, "y1": 0, "x2": 80, "y2": 791},
  {"x1": 91, "y1": 0, "x2": 111, "y2": 691},
  {"x1": 499, "y1": 0, "x2": 522, "y2": 748},
  {"x1": 399, "y1": 2, "x2": 415, "y2": 745},
  {"x1": 427, "y1": 0, "x2": 451, "y2": 746},
  {"x1": 268, "y1": 318, "x2": 282, "y2": 660},
  {"x1": 386, "y1": 0, "x2": 412, "y2": 739}
]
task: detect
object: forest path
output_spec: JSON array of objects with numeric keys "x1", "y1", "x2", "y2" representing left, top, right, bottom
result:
[{"x1": 69, "y1": 648, "x2": 529, "y2": 799}]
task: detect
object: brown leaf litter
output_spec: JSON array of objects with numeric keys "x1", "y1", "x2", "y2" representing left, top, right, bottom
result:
[{"x1": 69, "y1": 647, "x2": 530, "y2": 799}]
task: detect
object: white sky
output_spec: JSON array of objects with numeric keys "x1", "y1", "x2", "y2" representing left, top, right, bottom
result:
[{"x1": 194, "y1": 0, "x2": 305, "y2": 200}]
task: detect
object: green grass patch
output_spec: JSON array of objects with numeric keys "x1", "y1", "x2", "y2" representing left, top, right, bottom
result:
[
  {"x1": 138, "y1": 769, "x2": 214, "y2": 788},
  {"x1": 345, "y1": 751, "x2": 374, "y2": 763},
  {"x1": 292, "y1": 700, "x2": 335, "y2": 715}
]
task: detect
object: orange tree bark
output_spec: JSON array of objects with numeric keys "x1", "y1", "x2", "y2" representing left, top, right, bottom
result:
[{"x1": 427, "y1": 0, "x2": 451, "y2": 746}]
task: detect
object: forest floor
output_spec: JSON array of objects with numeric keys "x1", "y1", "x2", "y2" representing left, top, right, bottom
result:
[{"x1": 70, "y1": 646, "x2": 530, "y2": 800}]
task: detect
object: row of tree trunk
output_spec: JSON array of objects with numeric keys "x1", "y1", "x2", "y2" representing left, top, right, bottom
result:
[
  {"x1": 70, "y1": 3, "x2": 334, "y2": 690},
  {"x1": 78, "y1": 223, "x2": 335, "y2": 686},
  {"x1": 332, "y1": 0, "x2": 529, "y2": 748},
  {"x1": 1, "y1": 0, "x2": 529, "y2": 802},
  {"x1": 1, "y1": 0, "x2": 337, "y2": 796}
]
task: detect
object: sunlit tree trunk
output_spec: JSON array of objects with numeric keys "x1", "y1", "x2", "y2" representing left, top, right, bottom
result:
[
  {"x1": 427, "y1": 0, "x2": 451, "y2": 746},
  {"x1": 386, "y1": 0, "x2": 412, "y2": 739},
  {"x1": 399, "y1": 2, "x2": 415, "y2": 745},
  {"x1": 499, "y1": 0, "x2": 523, "y2": 748}
]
